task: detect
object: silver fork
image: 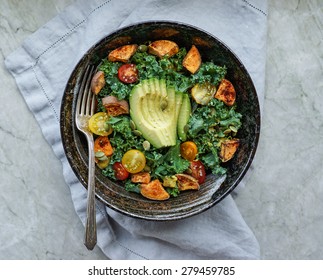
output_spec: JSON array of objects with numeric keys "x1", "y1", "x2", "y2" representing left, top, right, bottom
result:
[{"x1": 75, "y1": 65, "x2": 97, "y2": 250}]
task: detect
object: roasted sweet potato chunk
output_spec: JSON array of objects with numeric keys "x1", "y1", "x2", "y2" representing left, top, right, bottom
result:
[
  {"x1": 148, "y1": 40, "x2": 179, "y2": 58},
  {"x1": 94, "y1": 136, "x2": 112, "y2": 169},
  {"x1": 91, "y1": 71, "x2": 105, "y2": 95},
  {"x1": 140, "y1": 179, "x2": 170, "y2": 201},
  {"x1": 104, "y1": 102, "x2": 129, "y2": 116},
  {"x1": 175, "y1": 174, "x2": 200, "y2": 191},
  {"x1": 182, "y1": 45, "x2": 201, "y2": 74},
  {"x1": 94, "y1": 136, "x2": 113, "y2": 156},
  {"x1": 108, "y1": 44, "x2": 138, "y2": 63},
  {"x1": 214, "y1": 79, "x2": 236, "y2": 106},
  {"x1": 131, "y1": 172, "x2": 151, "y2": 184},
  {"x1": 102, "y1": 95, "x2": 129, "y2": 116},
  {"x1": 219, "y1": 138, "x2": 240, "y2": 162}
]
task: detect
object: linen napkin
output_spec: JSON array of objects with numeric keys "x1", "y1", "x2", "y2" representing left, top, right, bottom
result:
[{"x1": 5, "y1": 0, "x2": 267, "y2": 259}]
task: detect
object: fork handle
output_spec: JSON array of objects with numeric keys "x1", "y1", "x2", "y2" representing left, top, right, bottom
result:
[{"x1": 84, "y1": 135, "x2": 97, "y2": 250}]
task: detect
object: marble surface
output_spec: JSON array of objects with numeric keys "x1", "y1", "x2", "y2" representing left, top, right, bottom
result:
[{"x1": 0, "y1": 0, "x2": 322, "y2": 260}]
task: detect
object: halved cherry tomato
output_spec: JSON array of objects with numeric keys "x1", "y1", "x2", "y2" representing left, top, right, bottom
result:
[
  {"x1": 190, "y1": 160, "x2": 206, "y2": 184},
  {"x1": 113, "y1": 162, "x2": 129, "y2": 180},
  {"x1": 118, "y1": 64, "x2": 139, "y2": 84},
  {"x1": 121, "y1": 149, "x2": 146, "y2": 174},
  {"x1": 88, "y1": 112, "x2": 113, "y2": 136},
  {"x1": 180, "y1": 141, "x2": 198, "y2": 161}
]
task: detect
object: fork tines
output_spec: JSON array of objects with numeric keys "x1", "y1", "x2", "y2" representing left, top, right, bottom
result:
[{"x1": 76, "y1": 65, "x2": 96, "y2": 116}]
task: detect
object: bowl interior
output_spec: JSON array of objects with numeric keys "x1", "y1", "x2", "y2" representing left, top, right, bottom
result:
[{"x1": 60, "y1": 21, "x2": 260, "y2": 221}]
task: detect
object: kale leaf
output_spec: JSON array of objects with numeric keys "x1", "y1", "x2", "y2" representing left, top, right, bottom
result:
[{"x1": 148, "y1": 142, "x2": 190, "y2": 179}]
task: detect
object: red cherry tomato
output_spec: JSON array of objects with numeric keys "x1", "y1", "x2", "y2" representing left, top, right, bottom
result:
[
  {"x1": 190, "y1": 160, "x2": 206, "y2": 184},
  {"x1": 118, "y1": 64, "x2": 139, "y2": 84},
  {"x1": 112, "y1": 162, "x2": 129, "y2": 180}
]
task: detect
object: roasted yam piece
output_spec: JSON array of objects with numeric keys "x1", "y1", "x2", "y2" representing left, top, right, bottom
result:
[
  {"x1": 102, "y1": 95, "x2": 129, "y2": 116},
  {"x1": 182, "y1": 45, "x2": 201, "y2": 74},
  {"x1": 219, "y1": 138, "x2": 240, "y2": 162},
  {"x1": 148, "y1": 40, "x2": 179, "y2": 58},
  {"x1": 175, "y1": 174, "x2": 200, "y2": 191},
  {"x1": 94, "y1": 136, "x2": 112, "y2": 169},
  {"x1": 91, "y1": 71, "x2": 105, "y2": 95},
  {"x1": 104, "y1": 102, "x2": 129, "y2": 116},
  {"x1": 108, "y1": 44, "x2": 138, "y2": 63},
  {"x1": 214, "y1": 79, "x2": 236, "y2": 106},
  {"x1": 140, "y1": 179, "x2": 170, "y2": 201},
  {"x1": 94, "y1": 136, "x2": 113, "y2": 156},
  {"x1": 131, "y1": 172, "x2": 151, "y2": 184}
]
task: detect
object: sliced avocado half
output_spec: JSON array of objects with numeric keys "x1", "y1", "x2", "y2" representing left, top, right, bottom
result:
[{"x1": 129, "y1": 78, "x2": 191, "y2": 149}]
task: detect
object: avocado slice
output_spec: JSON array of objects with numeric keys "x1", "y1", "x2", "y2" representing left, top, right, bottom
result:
[
  {"x1": 177, "y1": 93, "x2": 191, "y2": 141},
  {"x1": 175, "y1": 91, "x2": 183, "y2": 123},
  {"x1": 129, "y1": 78, "x2": 180, "y2": 148}
]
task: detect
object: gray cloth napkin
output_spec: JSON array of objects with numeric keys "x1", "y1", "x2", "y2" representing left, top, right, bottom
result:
[{"x1": 5, "y1": 0, "x2": 267, "y2": 259}]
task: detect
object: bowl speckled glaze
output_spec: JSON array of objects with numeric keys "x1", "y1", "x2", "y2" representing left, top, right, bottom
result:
[{"x1": 60, "y1": 21, "x2": 260, "y2": 221}]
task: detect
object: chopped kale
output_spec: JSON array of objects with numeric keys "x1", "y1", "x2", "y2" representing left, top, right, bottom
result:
[{"x1": 95, "y1": 43, "x2": 242, "y2": 197}]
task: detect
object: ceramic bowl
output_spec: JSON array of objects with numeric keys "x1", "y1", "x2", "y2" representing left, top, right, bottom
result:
[{"x1": 60, "y1": 21, "x2": 260, "y2": 221}]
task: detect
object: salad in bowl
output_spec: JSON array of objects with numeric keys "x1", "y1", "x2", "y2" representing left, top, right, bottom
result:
[{"x1": 88, "y1": 39, "x2": 241, "y2": 201}]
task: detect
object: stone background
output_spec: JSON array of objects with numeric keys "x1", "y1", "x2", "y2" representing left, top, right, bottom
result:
[{"x1": 0, "y1": 0, "x2": 322, "y2": 259}]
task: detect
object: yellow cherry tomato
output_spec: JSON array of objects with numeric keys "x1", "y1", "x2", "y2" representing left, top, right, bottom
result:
[
  {"x1": 180, "y1": 141, "x2": 198, "y2": 161},
  {"x1": 121, "y1": 149, "x2": 146, "y2": 174},
  {"x1": 88, "y1": 112, "x2": 113, "y2": 136}
]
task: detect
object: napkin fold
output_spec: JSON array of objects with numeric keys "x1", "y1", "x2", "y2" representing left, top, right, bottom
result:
[{"x1": 5, "y1": 0, "x2": 267, "y2": 259}]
